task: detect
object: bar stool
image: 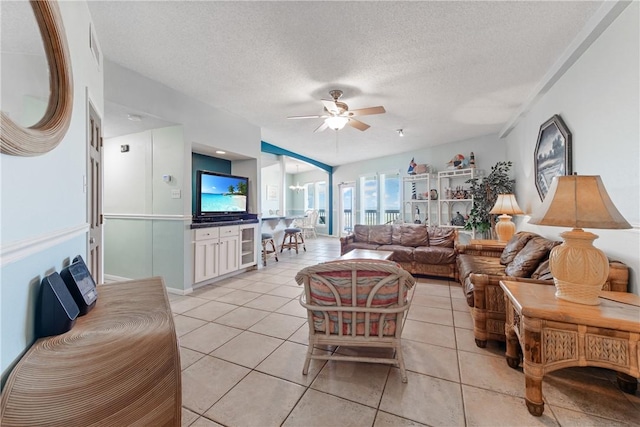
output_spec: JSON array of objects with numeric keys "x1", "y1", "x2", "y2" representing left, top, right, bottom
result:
[
  {"x1": 280, "y1": 227, "x2": 306, "y2": 254},
  {"x1": 261, "y1": 233, "x2": 278, "y2": 266}
]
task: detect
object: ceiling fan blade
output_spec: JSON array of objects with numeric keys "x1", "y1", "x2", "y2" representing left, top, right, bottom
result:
[
  {"x1": 287, "y1": 114, "x2": 326, "y2": 119},
  {"x1": 314, "y1": 121, "x2": 329, "y2": 133},
  {"x1": 347, "y1": 119, "x2": 370, "y2": 131},
  {"x1": 348, "y1": 106, "x2": 386, "y2": 117},
  {"x1": 321, "y1": 99, "x2": 340, "y2": 114}
]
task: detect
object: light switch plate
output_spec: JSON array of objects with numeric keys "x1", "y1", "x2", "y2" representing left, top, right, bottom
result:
[{"x1": 171, "y1": 189, "x2": 181, "y2": 199}]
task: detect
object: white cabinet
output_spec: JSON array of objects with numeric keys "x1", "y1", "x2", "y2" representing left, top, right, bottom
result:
[
  {"x1": 437, "y1": 168, "x2": 481, "y2": 236},
  {"x1": 218, "y1": 226, "x2": 239, "y2": 276},
  {"x1": 194, "y1": 228, "x2": 220, "y2": 283},
  {"x1": 193, "y1": 223, "x2": 258, "y2": 283},
  {"x1": 402, "y1": 173, "x2": 436, "y2": 225}
]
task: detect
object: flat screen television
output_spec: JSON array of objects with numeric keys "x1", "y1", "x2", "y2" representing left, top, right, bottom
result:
[{"x1": 195, "y1": 170, "x2": 249, "y2": 220}]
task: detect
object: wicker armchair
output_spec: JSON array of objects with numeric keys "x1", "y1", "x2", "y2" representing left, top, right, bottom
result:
[{"x1": 295, "y1": 260, "x2": 416, "y2": 382}]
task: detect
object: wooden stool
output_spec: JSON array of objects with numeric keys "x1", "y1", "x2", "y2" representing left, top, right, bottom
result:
[
  {"x1": 280, "y1": 228, "x2": 306, "y2": 254},
  {"x1": 261, "y1": 233, "x2": 278, "y2": 266}
]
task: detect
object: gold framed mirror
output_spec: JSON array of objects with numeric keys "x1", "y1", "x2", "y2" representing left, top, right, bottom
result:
[{"x1": 0, "y1": 0, "x2": 73, "y2": 156}]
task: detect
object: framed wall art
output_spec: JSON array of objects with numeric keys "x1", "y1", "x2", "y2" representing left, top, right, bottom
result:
[
  {"x1": 266, "y1": 184, "x2": 278, "y2": 201},
  {"x1": 534, "y1": 114, "x2": 572, "y2": 200}
]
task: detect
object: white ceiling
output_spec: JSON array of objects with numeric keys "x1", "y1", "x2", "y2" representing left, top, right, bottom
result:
[{"x1": 87, "y1": 1, "x2": 604, "y2": 168}]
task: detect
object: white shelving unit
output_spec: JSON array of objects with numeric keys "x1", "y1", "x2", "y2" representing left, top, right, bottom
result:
[
  {"x1": 437, "y1": 168, "x2": 482, "y2": 237},
  {"x1": 401, "y1": 173, "x2": 437, "y2": 225}
]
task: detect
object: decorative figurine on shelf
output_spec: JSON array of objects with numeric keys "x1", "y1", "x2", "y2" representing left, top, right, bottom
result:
[
  {"x1": 469, "y1": 152, "x2": 476, "y2": 168},
  {"x1": 451, "y1": 211, "x2": 465, "y2": 226},
  {"x1": 430, "y1": 189, "x2": 438, "y2": 200},
  {"x1": 446, "y1": 154, "x2": 469, "y2": 170},
  {"x1": 407, "y1": 157, "x2": 417, "y2": 175},
  {"x1": 414, "y1": 206, "x2": 421, "y2": 224},
  {"x1": 408, "y1": 157, "x2": 418, "y2": 198}
]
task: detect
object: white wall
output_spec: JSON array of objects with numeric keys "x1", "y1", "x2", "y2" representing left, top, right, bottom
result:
[
  {"x1": 506, "y1": 2, "x2": 639, "y2": 295},
  {"x1": 1, "y1": 1, "x2": 103, "y2": 378},
  {"x1": 103, "y1": 126, "x2": 187, "y2": 291}
]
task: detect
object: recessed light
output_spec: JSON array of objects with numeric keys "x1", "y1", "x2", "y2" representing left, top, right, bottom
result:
[
  {"x1": 127, "y1": 114, "x2": 142, "y2": 122},
  {"x1": 215, "y1": 150, "x2": 226, "y2": 154}
]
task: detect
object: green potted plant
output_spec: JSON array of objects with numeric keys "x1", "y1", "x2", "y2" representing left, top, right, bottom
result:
[{"x1": 464, "y1": 161, "x2": 515, "y2": 237}]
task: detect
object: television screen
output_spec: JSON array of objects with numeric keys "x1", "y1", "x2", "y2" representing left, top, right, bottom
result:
[{"x1": 196, "y1": 170, "x2": 248, "y2": 218}]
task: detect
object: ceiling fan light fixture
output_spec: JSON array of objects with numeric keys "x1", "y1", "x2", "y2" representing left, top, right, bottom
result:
[{"x1": 326, "y1": 116, "x2": 349, "y2": 130}]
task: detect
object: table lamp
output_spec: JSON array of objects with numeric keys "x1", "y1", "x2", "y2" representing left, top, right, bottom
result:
[
  {"x1": 528, "y1": 175, "x2": 631, "y2": 305},
  {"x1": 489, "y1": 194, "x2": 524, "y2": 242}
]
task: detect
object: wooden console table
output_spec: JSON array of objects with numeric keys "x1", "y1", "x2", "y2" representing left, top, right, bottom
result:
[
  {"x1": 500, "y1": 280, "x2": 639, "y2": 416},
  {"x1": 1, "y1": 277, "x2": 181, "y2": 426}
]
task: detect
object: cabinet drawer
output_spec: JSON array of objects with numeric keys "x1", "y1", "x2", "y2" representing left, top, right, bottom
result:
[
  {"x1": 195, "y1": 228, "x2": 219, "y2": 241},
  {"x1": 219, "y1": 226, "x2": 239, "y2": 237}
]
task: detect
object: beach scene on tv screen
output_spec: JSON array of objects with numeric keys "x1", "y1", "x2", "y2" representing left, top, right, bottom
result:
[{"x1": 201, "y1": 175, "x2": 247, "y2": 212}]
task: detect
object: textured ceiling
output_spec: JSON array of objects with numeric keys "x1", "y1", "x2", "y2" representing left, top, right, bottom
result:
[{"x1": 87, "y1": 0, "x2": 604, "y2": 167}]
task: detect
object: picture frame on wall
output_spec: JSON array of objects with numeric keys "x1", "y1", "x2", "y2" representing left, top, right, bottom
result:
[
  {"x1": 534, "y1": 114, "x2": 572, "y2": 200},
  {"x1": 266, "y1": 184, "x2": 278, "y2": 201}
]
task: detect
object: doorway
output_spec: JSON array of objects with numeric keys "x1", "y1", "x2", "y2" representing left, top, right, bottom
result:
[{"x1": 87, "y1": 99, "x2": 103, "y2": 283}]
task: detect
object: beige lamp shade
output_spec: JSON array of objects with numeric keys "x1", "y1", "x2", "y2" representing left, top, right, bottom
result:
[
  {"x1": 528, "y1": 175, "x2": 630, "y2": 229},
  {"x1": 528, "y1": 175, "x2": 630, "y2": 305},
  {"x1": 489, "y1": 194, "x2": 525, "y2": 215},
  {"x1": 489, "y1": 194, "x2": 524, "y2": 242}
]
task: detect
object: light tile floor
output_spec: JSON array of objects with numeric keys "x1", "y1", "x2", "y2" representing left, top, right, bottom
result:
[{"x1": 172, "y1": 237, "x2": 639, "y2": 427}]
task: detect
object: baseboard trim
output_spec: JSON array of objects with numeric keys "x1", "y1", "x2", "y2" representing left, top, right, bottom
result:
[
  {"x1": 1, "y1": 223, "x2": 89, "y2": 267},
  {"x1": 104, "y1": 274, "x2": 189, "y2": 295}
]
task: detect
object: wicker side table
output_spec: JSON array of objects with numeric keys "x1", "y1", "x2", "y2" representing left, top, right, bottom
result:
[{"x1": 500, "y1": 280, "x2": 639, "y2": 416}]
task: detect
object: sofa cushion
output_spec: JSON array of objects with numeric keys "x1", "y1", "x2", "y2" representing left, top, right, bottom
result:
[
  {"x1": 500, "y1": 232, "x2": 537, "y2": 265},
  {"x1": 531, "y1": 259, "x2": 553, "y2": 281},
  {"x1": 391, "y1": 224, "x2": 429, "y2": 247},
  {"x1": 505, "y1": 236, "x2": 559, "y2": 277},
  {"x1": 427, "y1": 226, "x2": 455, "y2": 248},
  {"x1": 414, "y1": 246, "x2": 457, "y2": 264},
  {"x1": 457, "y1": 254, "x2": 506, "y2": 282},
  {"x1": 354, "y1": 225, "x2": 370, "y2": 243},
  {"x1": 368, "y1": 225, "x2": 393, "y2": 245},
  {"x1": 378, "y1": 245, "x2": 414, "y2": 262}
]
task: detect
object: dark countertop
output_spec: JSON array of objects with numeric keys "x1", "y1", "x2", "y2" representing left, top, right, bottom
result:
[{"x1": 190, "y1": 218, "x2": 259, "y2": 229}]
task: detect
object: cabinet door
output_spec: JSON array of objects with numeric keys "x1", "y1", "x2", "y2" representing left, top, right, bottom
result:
[
  {"x1": 219, "y1": 236, "x2": 239, "y2": 276},
  {"x1": 239, "y1": 225, "x2": 257, "y2": 268},
  {"x1": 194, "y1": 239, "x2": 219, "y2": 282}
]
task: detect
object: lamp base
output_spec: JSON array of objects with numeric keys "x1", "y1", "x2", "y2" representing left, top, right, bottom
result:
[
  {"x1": 494, "y1": 214, "x2": 516, "y2": 242},
  {"x1": 549, "y1": 228, "x2": 609, "y2": 305}
]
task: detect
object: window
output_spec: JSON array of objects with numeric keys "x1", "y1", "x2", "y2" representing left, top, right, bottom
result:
[
  {"x1": 380, "y1": 171, "x2": 401, "y2": 224},
  {"x1": 359, "y1": 175, "x2": 378, "y2": 224},
  {"x1": 304, "y1": 181, "x2": 326, "y2": 225}
]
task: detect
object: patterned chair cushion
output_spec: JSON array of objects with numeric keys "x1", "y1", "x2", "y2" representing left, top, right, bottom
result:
[{"x1": 307, "y1": 266, "x2": 408, "y2": 336}]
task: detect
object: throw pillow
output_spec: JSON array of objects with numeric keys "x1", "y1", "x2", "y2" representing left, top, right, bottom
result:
[
  {"x1": 531, "y1": 259, "x2": 554, "y2": 281},
  {"x1": 505, "y1": 236, "x2": 559, "y2": 277},
  {"x1": 500, "y1": 232, "x2": 537, "y2": 265}
]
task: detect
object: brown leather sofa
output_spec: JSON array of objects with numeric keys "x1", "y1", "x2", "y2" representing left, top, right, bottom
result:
[
  {"x1": 340, "y1": 224, "x2": 458, "y2": 279},
  {"x1": 457, "y1": 231, "x2": 630, "y2": 348}
]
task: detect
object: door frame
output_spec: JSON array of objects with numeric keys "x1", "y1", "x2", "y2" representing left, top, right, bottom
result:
[
  {"x1": 86, "y1": 93, "x2": 103, "y2": 283},
  {"x1": 338, "y1": 181, "x2": 355, "y2": 237}
]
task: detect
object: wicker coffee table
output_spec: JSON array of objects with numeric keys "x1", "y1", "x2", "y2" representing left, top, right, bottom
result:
[
  {"x1": 338, "y1": 249, "x2": 394, "y2": 261},
  {"x1": 500, "y1": 280, "x2": 639, "y2": 416}
]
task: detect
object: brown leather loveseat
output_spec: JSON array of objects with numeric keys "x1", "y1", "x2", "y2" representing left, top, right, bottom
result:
[
  {"x1": 340, "y1": 224, "x2": 458, "y2": 279},
  {"x1": 457, "y1": 231, "x2": 629, "y2": 348}
]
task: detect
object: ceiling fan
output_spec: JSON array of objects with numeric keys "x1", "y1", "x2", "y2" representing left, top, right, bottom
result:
[{"x1": 288, "y1": 90, "x2": 386, "y2": 132}]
